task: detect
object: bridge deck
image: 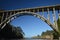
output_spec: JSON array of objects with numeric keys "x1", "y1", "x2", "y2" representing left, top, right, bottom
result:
[{"x1": 0, "y1": 4, "x2": 60, "y2": 12}]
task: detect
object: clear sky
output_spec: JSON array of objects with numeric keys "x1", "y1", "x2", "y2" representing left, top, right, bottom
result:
[{"x1": 0, "y1": 0, "x2": 60, "y2": 38}]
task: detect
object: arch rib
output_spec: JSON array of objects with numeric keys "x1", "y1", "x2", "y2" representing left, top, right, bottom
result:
[{"x1": 0, "y1": 11, "x2": 58, "y2": 33}]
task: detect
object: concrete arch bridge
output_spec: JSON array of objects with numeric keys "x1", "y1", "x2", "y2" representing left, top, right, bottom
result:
[{"x1": 0, "y1": 5, "x2": 60, "y2": 35}]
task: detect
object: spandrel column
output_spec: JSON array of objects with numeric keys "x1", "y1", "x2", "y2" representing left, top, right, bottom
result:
[
  {"x1": 42, "y1": 8, "x2": 44, "y2": 17},
  {"x1": 1, "y1": 12, "x2": 4, "y2": 23},
  {"x1": 53, "y1": 7, "x2": 58, "y2": 30},
  {"x1": 6, "y1": 12, "x2": 8, "y2": 19},
  {"x1": 47, "y1": 8, "x2": 50, "y2": 21}
]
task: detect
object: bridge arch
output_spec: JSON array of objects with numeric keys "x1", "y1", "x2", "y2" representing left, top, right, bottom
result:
[{"x1": 0, "y1": 11, "x2": 57, "y2": 32}]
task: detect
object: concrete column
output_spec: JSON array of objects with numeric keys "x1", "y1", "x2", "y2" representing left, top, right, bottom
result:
[
  {"x1": 6, "y1": 12, "x2": 8, "y2": 19},
  {"x1": 47, "y1": 8, "x2": 50, "y2": 21},
  {"x1": 37, "y1": 9, "x2": 40, "y2": 14},
  {"x1": 33, "y1": 9, "x2": 35, "y2": 13},
  {"x1": 53, "y1": 8, "x2": 58, "y2": 30},
  {"x1": 42, "y1": 8, "x2": 44, "y2": 17},
  {"x1": 37, "y1": 9, "x2": 39, "y2": 12},
  {"x1": 10, "y1": 12, "x2": 12, "y2": 16},
  {"x1": 14, "y1": 11, "x2": 17, "y2": 19},
  {"x1": 9, "y1": 12, "x2": 12, "y2": 23},
  {"x1": 28, "y1": 9, "x2": 31, "y2": 12},
  {"x1": 1, "y1": 12, "x2": 4, "y2": 23},
  {"x1": 14, "y1": 11, "x2": 16, "y2": 14},
  {"x1": 24, "y1": 10, "x2": 26, "y2": 12}
]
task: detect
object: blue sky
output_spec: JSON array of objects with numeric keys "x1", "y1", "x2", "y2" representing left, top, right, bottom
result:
[
  {"x1": 0, "y1": 0, "x2": 60, "y2": 38},
  {"x1": 0, "y1": 0, "x2": 60, "y2": 10},
  {"x1": 11, "y1": 15, "x2": 53, "y2": 37}
]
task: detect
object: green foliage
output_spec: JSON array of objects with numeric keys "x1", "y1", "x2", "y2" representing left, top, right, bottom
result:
[
  {"x1": 32, "y1": 35, "x2": 41, "y2": 38},
  {"x1": 12, "y1": 27, "x2": 25, "y2": 38},
  {"x1": 32, "y1": 16, "x2": 60, "y2": 39},
  {"x1": 32, "y1": 30, "x2": 59, "y2": 39},
  {"x1": 0, "y1": 23, "x2": 24, "y2": 39},
  {"x1": 32, "y1": 30, "x2": 54, "y2": 38},
  {"x1": 41, "y1": 30, "x2": 54, "y2": 36},
  {"x1": 57, "y1": 16, "x2": 60, "y2": 35},
  {"x1": 53, "y1": 31, "x2": 59, "y2": 39},
  {"x1": 41, "y1": 30, "x2": 59, "y2": 39}
]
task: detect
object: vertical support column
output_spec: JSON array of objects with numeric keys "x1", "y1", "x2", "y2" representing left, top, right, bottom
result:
[
  {"x1": 14, "y1": 11, "x2": 16, "y2": 14},
  {"x1": 13, "y1": 11, "x2": 15, "y2": 15},
  {"x1": 33, "y1": 9, "x2": 35, "y2": 13},
  {"x1": 14, "y1": 11, "x2": 16, "y2": 19},
  {"x1": 9, "y1": 12, "x2": 12, "y2": 21},
  {"x1": 33, "y1": 9, "x2": 36, "y2": 17},
  {"x1": 29, "y1": 9, "x2": 31, "y2": 12},
  {"x1": 37, "y1": 9, "x2": 40, "y2": 18},
  {"x1": 53, "y1": 7, "x2": 58, "y2": 30},
  {"x1": 42, "y1": 8, "x2": 44, "y2": 17},
  {"x1": 1, "y1": 12, "x2": 4, "y2": 23},
  {"x1": 28, "y1": 9, "x2": 31, "y2": 13},
  {"x1": 6, "y1": 12, "x2": 8, "y2": 19},
  {"x1": 25, "y1": 10, "x2": 27, "y2": 12},
  {"x1": 8, "y1": 12, "x2": 12, "y2": 23},
  {"x1": 37, "y1": 9, "x2": 40, "y2": 13},
  {"x1": 10, "y1": 12, "x2": 12, "y2": 16},
  {"x1": 47, "y1": 8, "x2": 50, "y2": 21}
]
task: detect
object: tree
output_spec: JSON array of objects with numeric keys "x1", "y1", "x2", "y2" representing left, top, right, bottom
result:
[
  {"x1": 0, "y1": 23, "x2": 24, "y2": 39},
  {"x1": 41, "y1": 30, "x2": 59, "y2": 39},
  {"x1": 12, "y1": 26, "x2": 25, "y2": 38},
  {"x1": 57, "y1": 15, "x2": 60, "y2": 32},
  {"x1": 32, "y1": 35, "x2": 41, "y2": 38}
]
